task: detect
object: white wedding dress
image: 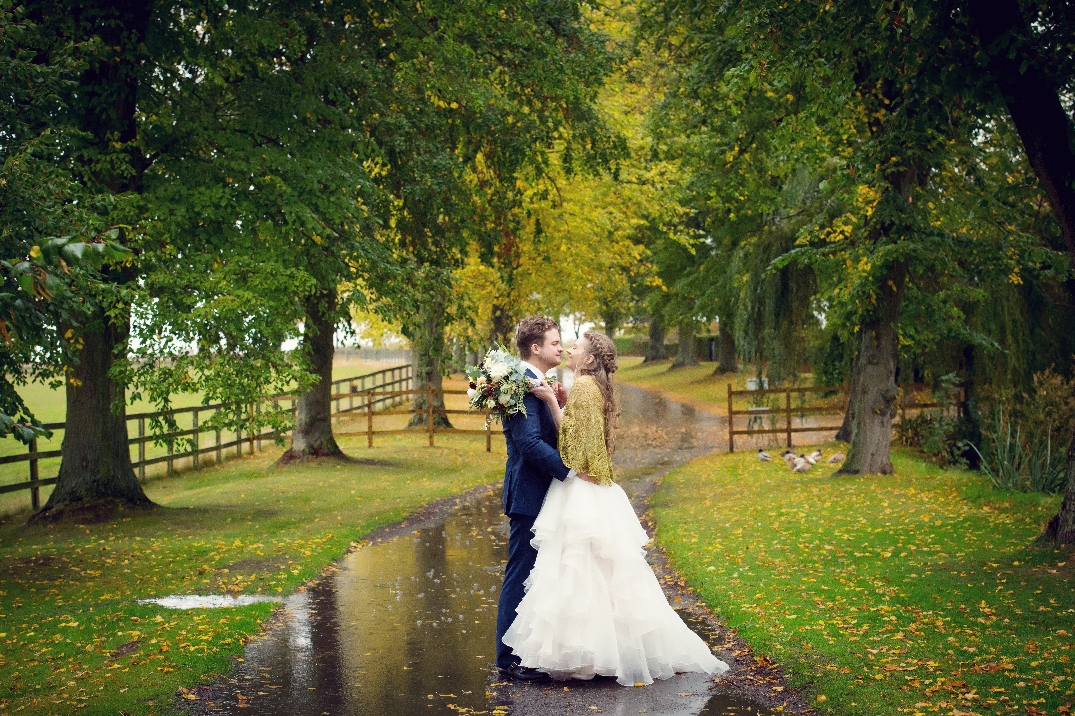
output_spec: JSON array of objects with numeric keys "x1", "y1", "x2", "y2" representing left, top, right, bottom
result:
[{"x1": 502, "y1": 387, "x2": 729, "y2": 687}]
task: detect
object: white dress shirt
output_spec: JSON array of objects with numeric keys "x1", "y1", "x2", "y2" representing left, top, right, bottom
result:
[{"x1": 520, "y1": 360, "x2": 546, "y2": 380}]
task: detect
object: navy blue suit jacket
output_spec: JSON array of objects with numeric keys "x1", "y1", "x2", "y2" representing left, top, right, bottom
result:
[{"x1": 501, "y1": 368, "x2": 570, "y2": 517}]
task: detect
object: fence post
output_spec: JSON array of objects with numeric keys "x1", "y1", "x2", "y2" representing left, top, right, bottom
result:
[
  {"x1": 28, "y1": 437, "x2": 39, "y2": 511},
  {"x1": 486, "y1": 421, "x2": 491, "y2": 453},
  {"x1": 366, "y1": 391, "x2": 374, "y2": 448},
  {"x1": 138, "y1": 416, "x2": 146, "y2": 481},
  {"x1": 247, "y1": 405, "x2": 255, "y2": 455},
  {"x1": 785, "y1": 387, "x2": 792, "y2": 449},
  {"x1": 166, "y1": 413, "x2": 175, "y2": 477},
  {"x1": 273, "y1": 398, "x2": 280, "y2": 443},
  {"x1": 236, "y1": 412, "x2": 242, "y2": 457},
  {"x1": 254, "y1": 403, "x2": 262, "y2": 452},
  {"x1": 427, "y1": 384, "x2": 434, "y2": 447},
  {"x1": 349, "y1": 380, "x2": 354, "y2": 411},
  {"x1": 727, "y1": 383, "x2": 734, "y2": 453},
  {"x1": 192, "y1": 409, "x2": 199, "y2": 470}
]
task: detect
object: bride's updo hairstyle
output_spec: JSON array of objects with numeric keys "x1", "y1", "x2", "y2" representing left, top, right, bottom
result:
[{"x1": 578, "y1": 330, "x2": 619, "y2": 455}]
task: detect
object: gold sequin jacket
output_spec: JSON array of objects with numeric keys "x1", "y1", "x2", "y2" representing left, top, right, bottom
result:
[{"x1": 558, "y1": 375, "x2": 615, "y2": 486}]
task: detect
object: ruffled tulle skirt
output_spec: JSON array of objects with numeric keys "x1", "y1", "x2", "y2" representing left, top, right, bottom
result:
[{"x1": 502, "y1": 473, "x2": 729, "y2": 686}]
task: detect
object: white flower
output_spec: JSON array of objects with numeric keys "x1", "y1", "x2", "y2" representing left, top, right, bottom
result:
[
  {"x1": 467, "y1": 388, "x2": 477, "y2": 399},
  {"x1": 498, "y1": 393, "x2": 511, "y2": 406},
  {"x1": 487, "y1": 361, "x2": 510, "y2": 380},
  {"x1": 477, "y1": 374, "x2": 486, "y2": 385},
  {"x1": 485, "y1": 398, "x2": 496, "y2": 409}
]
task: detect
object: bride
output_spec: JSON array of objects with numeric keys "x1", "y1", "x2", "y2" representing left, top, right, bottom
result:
[{"x1": 502, "y1": 331, "x2": 729, "y2": 686}]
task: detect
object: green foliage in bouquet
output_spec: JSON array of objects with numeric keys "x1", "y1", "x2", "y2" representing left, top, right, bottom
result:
[{"x1": 465, "y1": 344, "x2": 555, "y2": 425}]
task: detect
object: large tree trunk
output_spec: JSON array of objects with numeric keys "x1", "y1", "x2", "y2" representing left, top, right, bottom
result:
[
  {"x1": 643, "y1": 319, "x2": 666, "y2": 363},
  {"x1": 839, "y1": 263, "x2": 906, "y2": 475},
  {"x1": 280, "y1": 289, "x2": 346, "y2": 462},
  {"x1": 968, "y1": 0, "x2": 1075, "y2": 542},
  {"x1": 1041, "y1": 431, "x2": 1075, "y2": 543},
  {"x1": 959, "y1": 343, "x2": 983, "y2": 469},
  {"x1": 968, "y1": 1, "x2": 1075, "y2": 259},
  {"x1": 671, "y1": 320, "x2": 699, "y2": 369},
  {"x1": 714, "y1": 320, "x2": 737, "y2": 374},
  {"x1": 451, "y1": 338, "x2": 466, "y2": 374},
  {"x1": 409, "y1": 295, "x2": 453, "y2": 429},
  {"x1": 32, "y1": 1, "x2": 153, "y2": 520},
  {"x1": 34, "y1": 309, "x2": 151, "y2": 520},
  {"x1": 835, "y1": 351, "x2": 861, "y2": 443}
]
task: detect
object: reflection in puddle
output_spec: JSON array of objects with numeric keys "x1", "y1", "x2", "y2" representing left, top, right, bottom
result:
[
  {"x1": 211, "y1": 496, "x2": 507, "y2": 714},
  {"x1": 138, "y1": 594, "x2": 285, "y2": 609},
  {"x1": 208, "y1": 384, "x2": 764, "y2": 715}
]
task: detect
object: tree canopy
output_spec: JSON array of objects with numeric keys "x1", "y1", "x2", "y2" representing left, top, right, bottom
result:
[{"x1": 6, "y1": 0, "x2": 1075, "y2": 540}]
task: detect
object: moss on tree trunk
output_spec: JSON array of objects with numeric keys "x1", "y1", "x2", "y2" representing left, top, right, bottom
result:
[{"x1": 409, "y1": 295, "x2": 453, "y2": 429}]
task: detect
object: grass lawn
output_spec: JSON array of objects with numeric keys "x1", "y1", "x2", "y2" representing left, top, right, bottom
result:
[
  {"x1": 0, "y1": 429, "x2": 505, "y2": 715},
  {"x1": 0, "y1": 360, "x2": 409, "y2": 514},
  {"x1": 652, "y1": 444, "x2": 1074, "y2": 715}
]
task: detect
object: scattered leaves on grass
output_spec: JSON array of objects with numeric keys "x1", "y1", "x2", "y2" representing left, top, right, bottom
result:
[{"x1": 654, "y1": 444, "x2": 1074, "y2": 716}]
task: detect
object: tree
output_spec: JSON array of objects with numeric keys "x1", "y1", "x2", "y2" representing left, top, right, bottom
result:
[
  {"x1": 964, "y1": 0, "x2": 1075, "y2": 542},
  {"x1": 646, "y1": 0, "x2": 1004, "y2": 474},
  {"x1": 28, "y1": 0, "x2": 387, "y2": 512},
  {"x1": 26, "y1": 0, "x2": 156, "y2": 517},
  {"x1": 0, "y1": 5, "x2": 131, "y2": 446},
  {"x1": 367, "y1": 0, "x2": 620, "y2": 427},
  {"x1": 716, "y1": 321, "x2": 737, "y2": 374}
]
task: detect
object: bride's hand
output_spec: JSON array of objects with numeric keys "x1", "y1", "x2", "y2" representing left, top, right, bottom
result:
[
  {"x1": 529, "y1": 380, "x2": 556, "y2": 406},
  {"x1": 576, "y1": 472, "x2": 598, "y2": 484}
]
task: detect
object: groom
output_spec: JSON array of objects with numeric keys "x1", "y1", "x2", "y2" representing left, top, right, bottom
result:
[{"x1": 495, "y1": 315, "x2": 570, "y2": 681}]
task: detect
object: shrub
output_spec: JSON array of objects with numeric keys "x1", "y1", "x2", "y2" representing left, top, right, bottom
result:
[
  {"x1": 972, "y1": 407, "x2": 1068, "y2": 494},
  {"x1": 895, "y1": 411, "x2": 976, "y2": 469},
  {"x1": 613, "y1": 335, "x2": 650, "y2": 356}
]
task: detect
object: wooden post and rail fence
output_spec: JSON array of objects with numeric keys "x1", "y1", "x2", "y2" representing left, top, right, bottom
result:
[
  {"x1": 0, "y1": 364, "x2": 509, "y2": 512},
  {"x1": 726, "y1": 382, "x2": 963, "y2": 452},
  {"x1": 1, "y1": 362, "x2": 965, "y2": 510}
]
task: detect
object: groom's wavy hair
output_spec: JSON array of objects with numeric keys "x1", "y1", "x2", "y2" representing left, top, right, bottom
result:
[
  {"x1": 579, "y1": 331, "x2": 619, "y2": 455},
  {"x1": 516, "y1": 315, "x2": 559, "y2": 359}
]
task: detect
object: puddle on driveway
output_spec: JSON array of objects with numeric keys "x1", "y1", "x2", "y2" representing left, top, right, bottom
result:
[
  {"x1": 203, "y1": 384, "x2": 770, "y2": 715},
  {"x1": 139, "y1": 594, "x2": 285, "y2": 609}
]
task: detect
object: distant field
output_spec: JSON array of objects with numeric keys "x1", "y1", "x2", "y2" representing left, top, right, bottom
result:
[{"x1": 0, "y1": 359, "x2": 409, "y2": 515}]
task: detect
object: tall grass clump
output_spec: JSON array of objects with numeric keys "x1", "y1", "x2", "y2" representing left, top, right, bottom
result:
[
  {"x1": 973, "y1": 407, "x2": 1068, "y2": 493},
  {"x1": 974, "y1": 369, "x2": 1075, "y2": 494}
]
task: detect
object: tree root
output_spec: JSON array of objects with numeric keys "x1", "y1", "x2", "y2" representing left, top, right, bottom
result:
[{"x1": 27, "y1": 497, "x2": 156, "y2": 526}]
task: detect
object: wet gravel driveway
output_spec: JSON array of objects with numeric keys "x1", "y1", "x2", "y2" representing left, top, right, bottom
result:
[{"x1": 195, "y1": 383, "x2": 780, "y2": 715}]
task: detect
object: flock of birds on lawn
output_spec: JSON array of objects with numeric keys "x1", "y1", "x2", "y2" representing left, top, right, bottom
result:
[{"x1": 757, "y1": 448, "x2": 845, "y2": 472}]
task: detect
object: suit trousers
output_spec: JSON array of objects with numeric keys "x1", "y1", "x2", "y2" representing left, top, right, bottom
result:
[{"x1": 496, "y1": 513, "x2": 538, "y2": 670}]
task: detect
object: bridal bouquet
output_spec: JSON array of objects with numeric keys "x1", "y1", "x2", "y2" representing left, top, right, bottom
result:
[{"x1": 466, "y1": 344, "x2": 554, "y2": 425}]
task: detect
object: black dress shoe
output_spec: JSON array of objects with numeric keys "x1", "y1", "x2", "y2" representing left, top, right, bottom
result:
[{"x1": 500, "y1": 664, "x2": 551, "y2": 682}]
